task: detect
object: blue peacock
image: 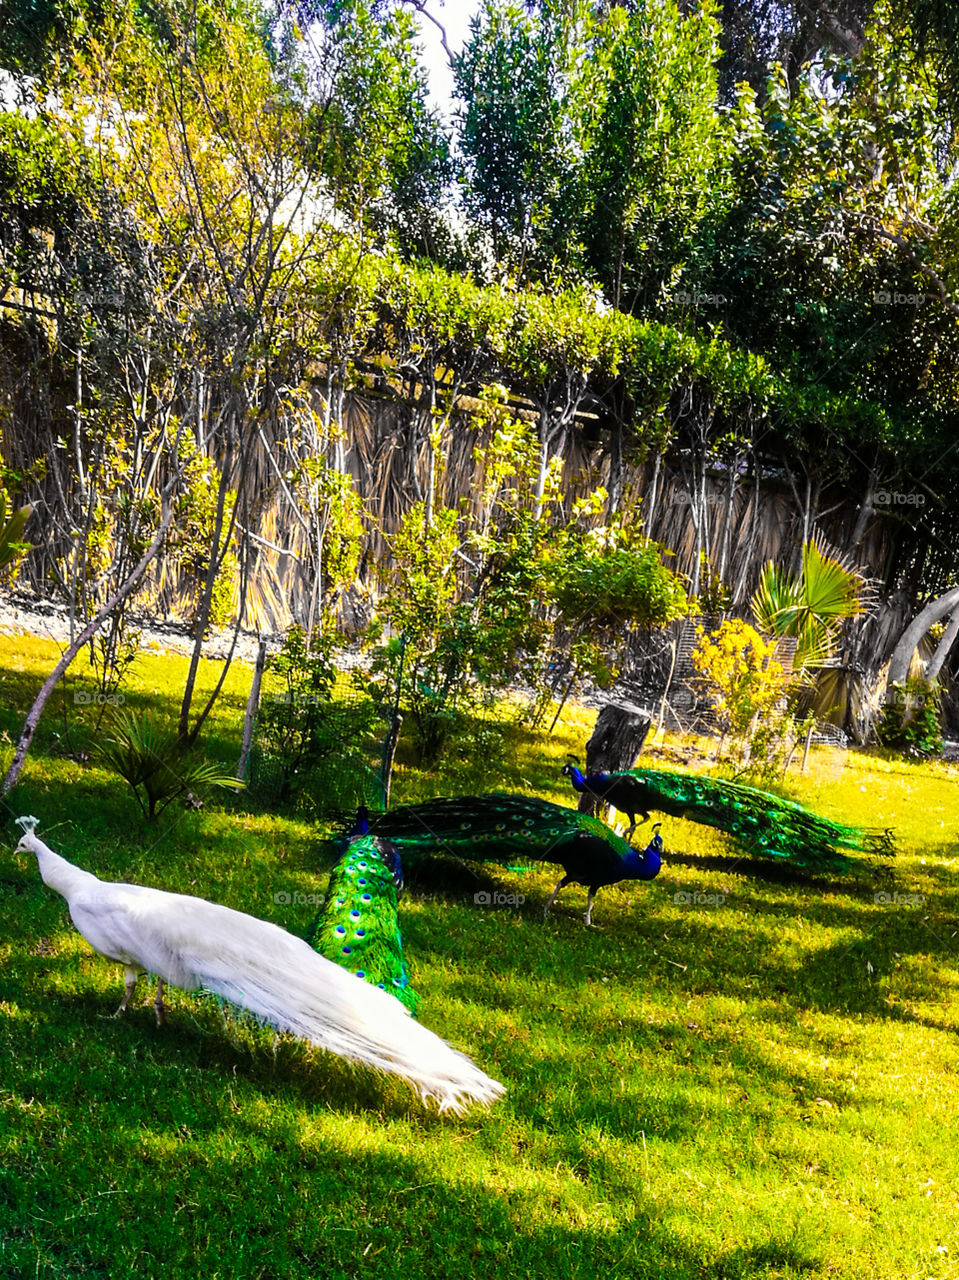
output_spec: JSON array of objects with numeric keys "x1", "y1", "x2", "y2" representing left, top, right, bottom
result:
[
  {"x1": 307, "y1": 763, "x2": 896, "y2": 1001},
  {"x1": 364, "y1": 794, "x2": 664, "y2": 926},
  {"x1": 562, "y1": 760, "x2": 895, "y2": 872}
]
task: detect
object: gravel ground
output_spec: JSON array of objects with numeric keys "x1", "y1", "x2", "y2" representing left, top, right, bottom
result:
[
  {"x1": 0, "y1": 589, "x2": 277, "y2": 666},
  {"x1": 0, "y1": 588, "x2": 653, "y2": 718}
]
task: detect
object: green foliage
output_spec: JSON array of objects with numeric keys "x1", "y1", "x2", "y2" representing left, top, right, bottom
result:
[
  {"x1": 303, "y1": 0, "x2": 453, "y2": 257},
  {"x1": 95, "y1": 709, "x2": 243, "y2": 819},
  {"x1": 579, "y1": 0, "x2": 730, "y2": 309},
  {"x1": 454, "y1": 0, "x2": 592, "y2": 279},
  {"x1": 252, "y1": 625, "x2": 380, "y2": 810},
  {"x1": 0, "y1": 489, "x2": 32, "y2": 579},
  {"x1": 530, "y1": 515, "x2": 690, "y2": 724},
  {"x1": 876, "y1": 677, "x2": 943, "y2": 756},
  {"x1": 751, "y1": 539, "x2": 868, "y2": 670},
  {"x1": 550, "y1": 530, "x2": 691, "y2": 630}
]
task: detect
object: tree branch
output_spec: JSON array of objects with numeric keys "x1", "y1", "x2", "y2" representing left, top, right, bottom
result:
[{"x1": 1, "y1": 498, "x2": 176, "y2": 796}]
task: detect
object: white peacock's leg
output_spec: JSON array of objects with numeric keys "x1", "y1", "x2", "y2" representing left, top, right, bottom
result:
[
  {"x1": 154, "y1": 978, "x2": 167, "y2": 1026},
  {"x1": 583, "y1": 890, "x2": 597, "y2": 926},
  {"x1": 115, "y1": 966, "x2": 139, "y2": 1016}
]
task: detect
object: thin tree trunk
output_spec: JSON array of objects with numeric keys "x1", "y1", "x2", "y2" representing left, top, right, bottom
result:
[
  {"x1": 179, "y1": 414, "x2": 239, "y2": 743},
  {"x1": 731, "y1": 462, "x2": 762, "y2": 606},
  {"x1": 237, "y1": 637, "x2": 267, "y2": 781},
  {"x1": 924, "y1": 610, "x2": 959, "y2": 684},
  {"x1": 380, "y1": 713, "x2": 403, "y2": 809},
  {"x1": 644, "y1": 451, "x2": 662, "y2": 535},
  {"x1": 847, "y1": 464, "x2": 877, "y2": 553},
  {"x1": 2, "y1": 503, "x2": 174, "y2": 796}
]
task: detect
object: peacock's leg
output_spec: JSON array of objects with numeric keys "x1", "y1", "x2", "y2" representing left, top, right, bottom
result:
[
  {"x1": 154, "y1": 978, "x2": 168, "y2": 1026},
  {"x1": 544, "y1": 876, "x2": 569, "y2": 918},
  {"x1": 584, "y1": 889, "x2": 598, "y2": 926},
  {"x1": 115, "y1": 966, "x2": 139, "y2": 1016}
]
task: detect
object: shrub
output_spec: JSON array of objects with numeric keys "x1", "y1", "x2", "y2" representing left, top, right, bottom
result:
[{"x1": 876, "y1": 678, "x2": 943, "y2": 756}]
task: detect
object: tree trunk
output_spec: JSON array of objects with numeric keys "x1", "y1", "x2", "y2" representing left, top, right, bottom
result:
[
  {"x1": 886, "y1": 585, "x2": 959, "y2": 694},
  {"x1": 924, "y1": 610, "x2": 959, "y2": 684},
  {"x1": 576, "y1": 703, "x2": 651, "y2": 820},
  {"x1": 237, "y1": 638, "x2": 268, "y2": 781},
  {"x1": 380, "y1": 712, "x2": 403, "y2": 809},
  {"x1": 178, "y1": 439, "x2": 234, "y2": 742},
  {"x1": 1, "y1": 503, "x2": 174, "y2": 796}
]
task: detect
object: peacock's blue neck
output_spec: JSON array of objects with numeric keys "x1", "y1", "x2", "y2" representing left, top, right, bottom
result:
[
  {"x1": 566, "y1": 765, "x2": 587, "y2": 790},
  {"x1": 622, "y1": 843, "x2": 661, "y2": 882}
]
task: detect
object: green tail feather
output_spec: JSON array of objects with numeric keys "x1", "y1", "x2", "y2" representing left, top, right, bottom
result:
[
  {"x1": 368, "y1": 794, "x2": 634, "y2": 864},
  {"x1": 308, "y1": 835, "x2": 418, "y2": 1015},
  {"x1": 626, "y1": 768, "x2": 894, "y2": 872}
]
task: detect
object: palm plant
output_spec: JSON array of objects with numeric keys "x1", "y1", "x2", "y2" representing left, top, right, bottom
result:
[
  {"x1": 750, "y1": 538, "x2": 869, "y2": 670},
  {"x1": 96, "y1": 711, "x2": 243, "y2": 820},
  {"x1": 0, "y1": 492, "x2": 32, "y2": 578}
]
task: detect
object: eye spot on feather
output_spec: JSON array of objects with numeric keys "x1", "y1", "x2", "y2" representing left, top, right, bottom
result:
[
  {"x1": 358, "y1": 878, "x2": 367, "y2": 886},
  {"x1": 361, "y1": 893, "x2": 372, "y2": 902},
  {"x1": 356, "y1": 929, "x2": 366, "y2": 937},
  {"x1": 355, "y1": 970, "x2": 366, "y2": 979},
  {"x1": 350, "y1": 910, "x2": 361, "y2": 920},
  {"x1": 334, "y1": 926, "x2": 346, "y2": 936},
  {"x1": 342, "y1": 946, "x2": 352, "y2": 955}
]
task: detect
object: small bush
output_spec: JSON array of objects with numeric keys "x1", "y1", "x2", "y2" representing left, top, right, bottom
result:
[{"x1": 876, "y1": 678, "x2": 943, "y2": 756}]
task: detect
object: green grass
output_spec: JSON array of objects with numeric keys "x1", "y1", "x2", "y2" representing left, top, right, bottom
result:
[{"x1": 1, "y1": 636, "x2": 958, "y2": 1279}]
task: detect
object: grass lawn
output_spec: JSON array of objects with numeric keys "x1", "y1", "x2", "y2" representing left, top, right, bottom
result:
[{"x1": 1, "y1": 634, "x2": 957, "y2": 1279}]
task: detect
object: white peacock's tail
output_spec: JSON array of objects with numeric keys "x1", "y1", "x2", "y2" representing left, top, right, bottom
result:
[{"x1": 192, "y1": 922, "x2": 504, "y2": 1113}]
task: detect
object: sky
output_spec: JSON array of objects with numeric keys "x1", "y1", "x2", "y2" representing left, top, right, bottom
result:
[{"x1": 411, "y1": 0, "x2": 479, "y2": 117}]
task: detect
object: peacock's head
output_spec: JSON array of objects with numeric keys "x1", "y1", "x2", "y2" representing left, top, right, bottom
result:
[
  {"x1": 561, "y1": 755, "x2": 581, "y2": 778},
  {"x1": 14, "y1": 815, "x2": 40, "y2": 855}
]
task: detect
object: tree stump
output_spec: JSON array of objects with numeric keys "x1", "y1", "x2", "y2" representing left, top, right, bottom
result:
[{"x1": 577, "y1": 703, "x2": 651, "y2": 820}]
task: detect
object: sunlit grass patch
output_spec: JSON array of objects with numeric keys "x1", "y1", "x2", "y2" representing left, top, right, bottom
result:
[{"x1": 1, "y1": 633, "x2": 958, "y2": 1279}]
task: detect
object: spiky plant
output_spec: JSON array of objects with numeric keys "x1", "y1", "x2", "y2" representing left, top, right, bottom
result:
[
  {"x1": 96, "y1": 711, "x2": 243, "y2": 820},
  {"x1": 751, "y1": 538, "x2": 869, "y2": 670}
]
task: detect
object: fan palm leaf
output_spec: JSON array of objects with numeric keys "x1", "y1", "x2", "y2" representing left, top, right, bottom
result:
[
  {"x1": 96, "y1": 711, "x2": 243, "y2": 819},
  {"x1": 751, "y1": 538, "x2": 868, "y2": 669}
]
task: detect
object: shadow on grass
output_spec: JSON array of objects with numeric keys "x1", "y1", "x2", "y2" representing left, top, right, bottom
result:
[{"x1": 0, "y1": 973, "x2": 827, "y2": 1280}]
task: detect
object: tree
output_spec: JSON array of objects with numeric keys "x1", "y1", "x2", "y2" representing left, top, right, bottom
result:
[
  {"x1": 454, "y1": 0, "x2": 593, "y2": 282},
  {"x1": 578, "y1": 0, "x2": 729, "y2": 313}
]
